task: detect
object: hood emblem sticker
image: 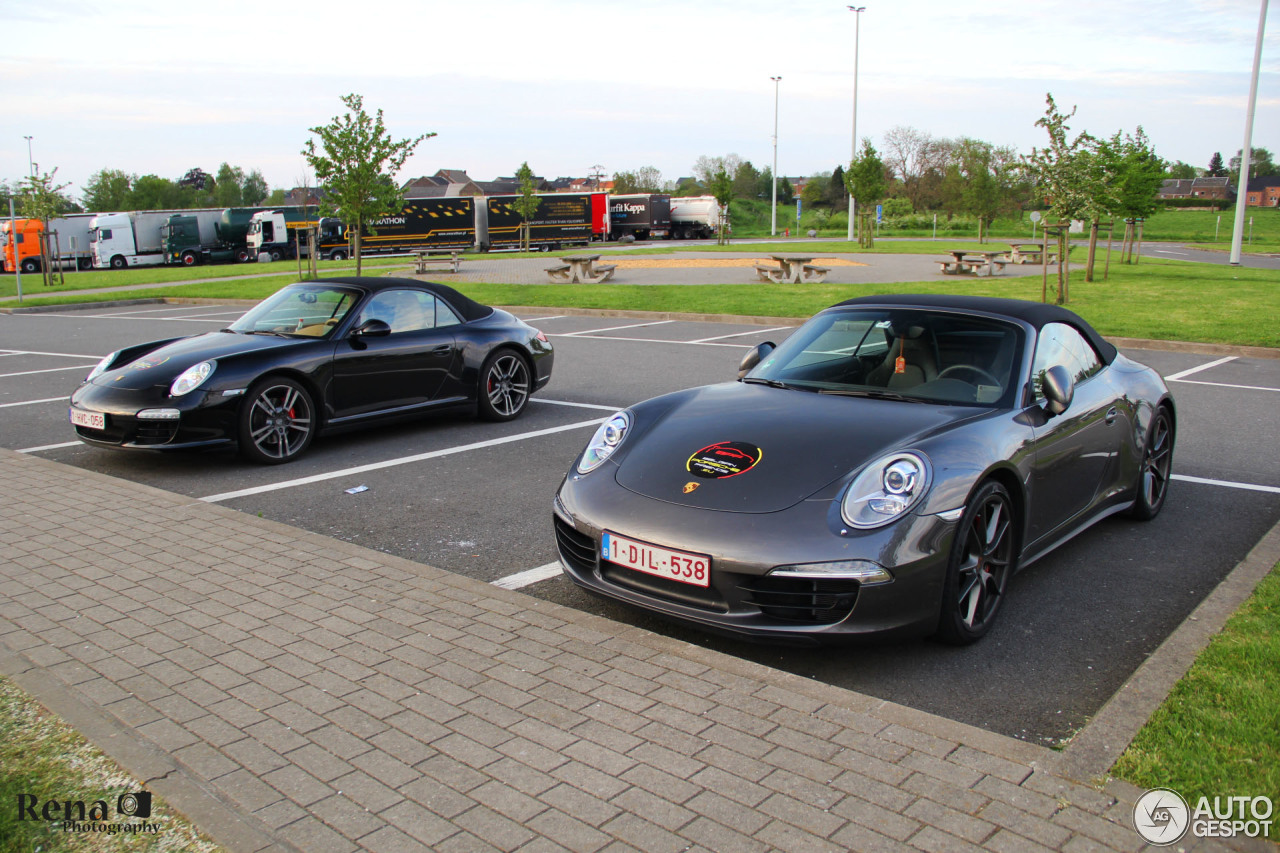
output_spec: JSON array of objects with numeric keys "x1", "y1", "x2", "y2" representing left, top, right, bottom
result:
[
  {"x1": 687, "y1": 441, "x2": 763, "y2": 480},
  {"x1": 683, "y1": 482, "x2": 700, "y2": 494}
]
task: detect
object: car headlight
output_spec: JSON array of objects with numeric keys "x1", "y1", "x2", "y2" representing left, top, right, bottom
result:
[
  {"x1": 169, "y1": 361, "x2": 215, "y2": 397},
  {"x1": 87, "y1": 352, "x2": 117, "y2": 381},
  {"x1": 841, "y1": 451, "x2": 932, "y2": 529},
  {"x1": 577, "y1": 411, "x2": 631, "y2": 474}
]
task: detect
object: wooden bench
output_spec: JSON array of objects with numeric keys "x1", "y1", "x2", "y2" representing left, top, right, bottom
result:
[
  {"x1": 802, "y1": 264, "x2": 830, "y2": 283},
  {"x1": 415, "y1": 251, "x2": 460, "y2": 275},
  {"x1": 545, "y1": 263, "x2": 571, "y2": 282}
]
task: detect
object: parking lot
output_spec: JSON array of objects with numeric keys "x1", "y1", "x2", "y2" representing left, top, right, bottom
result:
[{"x1": 3, "y1": 301, "x2": 1278, "y2": 746}]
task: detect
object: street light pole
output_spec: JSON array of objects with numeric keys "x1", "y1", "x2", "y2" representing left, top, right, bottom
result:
[
  {"x1": 771, "y1": 76, "x2": 781, "y2": 237},
  {"x1": 846, "y1": 6, "x2": 865, "y2": 242},
  {"x1": 1229, "y1": 0, "x2": 1268, "y2": 266},
  {"x1": 23, "y1": 136, "x2": 33, "y2": 177}
]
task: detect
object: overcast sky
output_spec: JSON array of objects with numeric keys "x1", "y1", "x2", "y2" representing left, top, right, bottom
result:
[{"x1": 2, "y1": 0, "x2": 1276, "y2": 202}]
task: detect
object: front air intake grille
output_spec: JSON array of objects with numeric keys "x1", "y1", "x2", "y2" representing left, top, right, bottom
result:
[
  {"x1": 134, "y1": 421, "x2": 180, "y2": 444},
  {"x1": 738, "y1": 576, "x2": 860, "y2": 624},
  {"x1": 553, "y1": 517, "x2": 596, "y2": 574}
]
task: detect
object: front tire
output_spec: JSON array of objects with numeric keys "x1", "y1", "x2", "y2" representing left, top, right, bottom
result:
[
  {"x1": 181, "y1": 252, "x2": 197, "y2": 266},
  {"x1": 934, "y1": 481, "x2": 1017, "y2": 645},
  {"x1": 329, "y1": 249, "x2": 347, "y2": 261},
  {"x1": 478, "y1": 350, "x2": 531, "y2": 421},
  {"x1": 238, "y1": 377, "x2": 315, "y2": 464},
  {"x1": 21, "y1": 258, "x2": 40, "y2": 273},
  {"x1": 110, "y1": 255, "x2": 127, "y2": 270},
  {"x1": 1129, "y1": 407, "x2": 1174, "y2": 520}
]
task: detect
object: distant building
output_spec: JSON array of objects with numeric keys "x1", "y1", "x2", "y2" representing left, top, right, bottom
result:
[
  {"x1": 1157, "y1": 177, "x2": 1233, "y2": 201},
  {"x1": 282, "y1": 187, "x2": 327, "y2": 207},
  {"x1": 402, "y1": 170, "x2": 483, "y2": 198},
  {"x1": 1244, "y1": 176, "x2": 1280, "y2": 207}
]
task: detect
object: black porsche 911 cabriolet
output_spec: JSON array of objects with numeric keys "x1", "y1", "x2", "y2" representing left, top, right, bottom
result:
[
  {"x1": 69, "y1": 278, "x2": 553, "y2": 463},
  {"x1": 553, "y1": 294, "x2": 1175, "y2": 645}
]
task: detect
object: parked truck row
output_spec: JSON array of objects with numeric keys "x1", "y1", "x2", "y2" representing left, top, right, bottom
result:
[{"x1": 3, "y1": 192, "x2": 726, "y2": 272}]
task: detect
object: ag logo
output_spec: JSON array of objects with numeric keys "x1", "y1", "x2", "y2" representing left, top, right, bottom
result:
[
  {"x1": 1133, "y1": 788, "x2": 1189, "y2": 845},
  {"x1": 687, "y1": 441, "x2": 763, "y2": 480}
]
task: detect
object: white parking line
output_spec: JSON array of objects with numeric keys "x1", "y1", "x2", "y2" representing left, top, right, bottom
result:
[
  {"x1": 491, "y1": 562, "x2": 563, "y2": 589},
  {"x1": 534, "y1": 398, "x2": 623, "y2": 412},
  {"x1": 1165, "y1": 356, "x2": 1236, "y2": 381},
  {"x1": 29, "y1": 313, "x2": 226, "y2": 323},
  {"x1": 0, "y1": 349, "x2": 104, "y2": 359},
  {"x1": 0, "y1": 396, "x2": 66, "y2": 409},
  {"x1": 1170, "y1": 378, "x2": 1279, "y2": 393},
  {"x1": 559, "y1": 320, "x2": 675, "y2": 337},
  {"x1": 689, "y1": 326, "x2": 792, "y2": 343},
  {"x1": 92, "y1": 305, "x2": 215, "y2": 317},
  {"x1": 550, "y1": 334, "x2": 751, "y2": 349},
  {"x1": 520, "y1": 315, "x2": 566, "y2": 323},
  {"x1": 199, "y1": 417, "x2": 606, "y2": 503},
  {"x1": 0, "y1": 364, "x2": 96, "y2": 379},
  {"x1": 1173, "y1": 474, "x2": 1280, "y2": 494},
  {"x1": 17, "y1": 441, "x2": 80, "y2": 453}
]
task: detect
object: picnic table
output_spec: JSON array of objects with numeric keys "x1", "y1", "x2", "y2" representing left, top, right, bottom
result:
[
  {"x1": 1006, "y1": 242, "x2": 1056, "y2": 264},
  {"x1": 414, "y1": 250, "x2": 460, "y2": 274},
  {"x1": 546, "y1": 254, "x2": 617, "y2": 284},
  {"x1": 936, "y1": 249, "x2": 1006, "y2": 277},
  {"x1": 754, "y1": 254, "x2": 830, "y2": 284}
]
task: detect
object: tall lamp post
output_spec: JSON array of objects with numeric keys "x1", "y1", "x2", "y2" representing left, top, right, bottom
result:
[
  {"x1": 23, "y1": 136, "x2": 33, "y2": 177},
  {"x1": 770, "y1": 75, "x2": 781, "y2": 237},
  {"x1": 846, "y1": 6, "x2": 865, "y2": 242},
  {"x1": 1229, "y1": 0, "x2": 1268, "y2": 266}
]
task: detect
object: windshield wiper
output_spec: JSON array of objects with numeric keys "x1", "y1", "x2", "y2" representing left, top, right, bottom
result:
[
  {"x1": 242, "y1": 329, "x2": 292, "y2": 337},
  {"x1": 742, "y1": 377, "x2": 806, "y2": 391},
  {"x1": 818, "y1": 388, "x2": 918, "y2": 402}
]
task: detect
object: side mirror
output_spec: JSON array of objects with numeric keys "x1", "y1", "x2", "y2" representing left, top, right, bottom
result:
[
  {"x1": 1041, "y1": 365, "x2": 1074, "y2": 416},
  {"x1": 351, "y1": 318, "x2": 391, "y2": 338},
  {"x1": 737, "y1": 341, "x2": 776, "y2": 380}
]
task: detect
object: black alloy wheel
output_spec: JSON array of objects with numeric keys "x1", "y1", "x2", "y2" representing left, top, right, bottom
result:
[
  {"x1": 239, "y1": 377, "x2": 315, "y2": 464},
  {"x1": 478, "y1": 351, "x2": 531, "y2": 421},
  {"x1": 1129, "y1": 407, "x2": 1174, "y2": 520},
  {"x1": 935, "y1": 480, "x2": 1017, "y2": 645}
]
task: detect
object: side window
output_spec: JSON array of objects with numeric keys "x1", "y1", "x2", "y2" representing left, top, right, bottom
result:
[
  {"x1": 1032, "y1": 323, "x2": 1103, "y2": 398},
  {"x1": 356, "y1": 290, "x2": 438, "y2": 334},
  {"x1": 436, "y1": 299, "x2": 461, "y2": 328}
]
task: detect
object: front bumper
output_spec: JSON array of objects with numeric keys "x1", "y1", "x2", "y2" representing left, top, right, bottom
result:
[
  {"x1": 69, "y1": 381, "x2": 240, "y2": 451},
  {"x1": 552, "y1": 469, "x2": 958, "y2": 644}
]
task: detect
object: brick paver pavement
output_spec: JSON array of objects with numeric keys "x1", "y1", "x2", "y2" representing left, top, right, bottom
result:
[{"x1": 0, "y1": 449, "x2": 1226, "y2": 852}]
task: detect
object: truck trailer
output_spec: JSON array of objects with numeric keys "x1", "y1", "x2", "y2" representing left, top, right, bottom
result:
[
  {"x1": 163, "y1": 207, "x2": 278, "y2": 265},
  {"x1": 2, "y1": 215, "x2": 96, "y2": 273},
  {"x1": 669, "y1": 195, "x2": 725, "y2": 240},
  {"x1": 91, "y1": 209, "x2": 224, "y2": 269},
  {"x1": 607, "y1": 194, "x2": 671, "y2": 241},
  {"x1": 480, "y1": 193, "x2": 597, "y2": 250}
]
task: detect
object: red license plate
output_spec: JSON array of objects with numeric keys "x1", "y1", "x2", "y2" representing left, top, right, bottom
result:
[
  {"x1": 70, "y1": 408, "x2": 105, "y2": 430},
  {"x1": 602, "y1": 531, "x2": 710, "y2": 588}
]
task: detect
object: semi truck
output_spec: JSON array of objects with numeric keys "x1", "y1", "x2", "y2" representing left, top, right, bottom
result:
[
  {"x1": 480, "y1": 193, "x2": 599, "y2": 250},
  {"x1": 90, "y1": 209, "x2": 223, "y2": 269},
  {"x1": 162, "y1": 207, "x2": 278, "y2": 265},
  {"x1": 245, "y1": 207, "x2": 318, "y2": 260},
  {"x1": 607, "y1": 194, "x2": 671, "y2": 241},
  {"x1": 669, "y1": 195, "x2": 725, "y2": 240},
  {"x1": 2, "y1": 215, "x2": 96, "y2": 272}
]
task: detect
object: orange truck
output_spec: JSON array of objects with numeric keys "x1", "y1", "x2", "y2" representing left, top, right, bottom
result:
[{"x1": 2, "y1": 214, "x2": 96, "y2": 273}]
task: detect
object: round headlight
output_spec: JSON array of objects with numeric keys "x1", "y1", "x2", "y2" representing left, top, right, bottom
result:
[
  {"x1": 87, "y1": 352, "x2": 117, "y2": 381},
  {"x1": 841, "y1": 451, "x2": 932, "y2": 529},
  {"x1": 577, "y1": 411, "x2": 631, "y2": 474},
  {"x1": 169, "y1": 361, "x2": 215, "y2": 397}
]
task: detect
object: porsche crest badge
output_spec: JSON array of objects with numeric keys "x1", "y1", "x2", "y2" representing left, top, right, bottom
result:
[{"x1": 682, "y1": 482, "x2": 700, "y2": 494}]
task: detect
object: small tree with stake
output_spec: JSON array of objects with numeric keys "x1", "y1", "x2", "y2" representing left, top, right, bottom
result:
[
  {"x1": 20, "y1": 168, "x2": 72, "y2": 287},
  {"x1": 513, "y1": 162, "x2": 541, "y2": 251},
  {"x1": 302, "y1": 94, "x2": 433, "y2": 276}
]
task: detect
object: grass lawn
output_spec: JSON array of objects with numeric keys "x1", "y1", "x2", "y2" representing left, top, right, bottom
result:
[
  {"x1": 1113, "y1": 562, "x2": 1280, "y2": 802},
  {"x1": 0, "y1": 676, "x2": 221, "y2": 852}
]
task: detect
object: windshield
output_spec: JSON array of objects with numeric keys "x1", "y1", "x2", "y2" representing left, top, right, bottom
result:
[
  {"x1": 746, "y1": 308, "x2": 1023, "y2": 406},
  {"x1": 228, "y1": 283, "x2": 362, "y2": 338}
]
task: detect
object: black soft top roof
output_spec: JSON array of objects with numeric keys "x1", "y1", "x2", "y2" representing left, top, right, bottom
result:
[
  {"x1": 831, "y1": 294, "x2": 1117, "y2": 363},
  {"x1": 314, "y1": 276, "x2": 494, "y2": 323}
]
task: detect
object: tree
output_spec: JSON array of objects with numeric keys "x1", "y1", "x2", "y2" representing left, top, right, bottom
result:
[
  {"x1": 826, "y1": 164, "x2": 847, "y2": 211},
  {"x1": 19, "y1": 168, "x2": 72, "y2": 285},
  {"x1": 242, "y1": 170, "x2": 269, "y2": 206},
  {"x1": 707, "y1": 167, "x2": 734, "y2": 245},
  {"x1": 845, "y1": 140, "x2": 887, "y2": 246},
  {"x1": 513, "y1": 161, "x2": 541, "y2": 251},
  {"x1": 1166, "y1": 161, "x2": 1197, "y2": 179},
  {"x1": 82, "y1": 168, "x2": 133, "y2": 212},
  {"x1": 882, "y1": 125, "x2": 950, "y2": 212},
  {"x1": 214, "y1": 162, "x2": 246, "y2": 207},
  {"x1": 1228, "y1": 147, "x2": 1276, "y2": 183},
  {"x1": 178, "y1": 168, "x2": 212, "y2": 191},
  {"x1": 128, "y1": 175, "x2": 185, "y2": 210},
  {"x1": 692, "y1": 154, "x2": 743, "y2": 186},
  {"x1": 801, "y1": 172, "x2": 830, "y2": 208},
  {"x1": 778, "y1": 176, "x2": 794, "y2": 206},
  {"x1": 947, "y1": 139, "x2": 1022, "y2": 243},
  {"x1": 1206, "y1": 152, "x2": 1227, "y2": 177},
  {"x1": 302, "y1": 93, "x2": 434, "y2": 275}
]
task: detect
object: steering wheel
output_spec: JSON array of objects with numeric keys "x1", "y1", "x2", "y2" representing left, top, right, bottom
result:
[{"x1": 936, "y1": 364, "x2": 1002, "y2": 387}]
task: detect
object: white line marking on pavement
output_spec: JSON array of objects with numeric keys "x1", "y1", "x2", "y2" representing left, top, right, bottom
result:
[
  {"x1": 1172, "y1": 474, "x2": 1280, "y2": 494},
  {"x1": 560, "y1": 320, "x2": 675, "y2": 337},
  {"x1": 29, "y1": 313, "x2": 226, "y2": 323},
  {"x1": 17, "y1": 441, "x2": 80, "y2": 453},
  {"x1": 0, "y1": 364, "x2": 96, "y2": 379},
  {"x1": 1169, "y1": 378, "x2": 1279, "y2": 393},
  {"x1": 0, "y1": 396, "x2": 66, "y2": 409},
  {"x1": 1155, "y1": 250, "x2": 1190, "y2": 256},
  {"x1": 549, "y1": 334, "x2": 751, "y2": 349},
  {"x1": 1164, "y1": 356, "x2": 1236, "y2": 381},
  {"x1": 491, "y1": 562, "x2": 563, "y2": 589},
  {"x1": 533, "y1": 398, "x2": 623, "y2": 412},
  {"x1": 689, "y1": 326, "x2": 792, "y2": 343},
  {"x1": 520, "y1": 315, "x2": 566, "y2": 322},
  {"x1": 93, "y1": 305, "x2": 218, "y2": 317},
  {"x1": 199, "y1": 417, "x2": 606, "y2": 503},
  {"x1": 0, "y1": 349, "x2": 104, "y2": 359}
]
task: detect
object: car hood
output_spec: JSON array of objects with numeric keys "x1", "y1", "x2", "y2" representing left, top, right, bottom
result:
[
  {"x1": 92, "y1": 332, "x2": 298, "y2": 391},
  {"x1": 614, "y1": 382, "x2": 979, "y2": 514}
]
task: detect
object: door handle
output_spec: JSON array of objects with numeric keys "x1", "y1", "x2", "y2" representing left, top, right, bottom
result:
[
  {"x1": 1105, "y1": 406, "x2": 1118, "y2": 425},
  {"x1": 429, "y1": 345, "x2": 452, "y2": 355}
]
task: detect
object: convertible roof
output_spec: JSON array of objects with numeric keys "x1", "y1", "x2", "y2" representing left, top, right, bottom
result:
[
  {"x1": 315, "y1": 277, "x2": 494, "y2": 323},
  {"x1": 830, "y1": 294, "x2": 1117, "y2": 363}
]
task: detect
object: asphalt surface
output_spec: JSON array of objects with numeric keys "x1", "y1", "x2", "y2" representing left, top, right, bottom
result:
[{"x1": 2, "y1": 302, "x2": 1278, "y2": 747}]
